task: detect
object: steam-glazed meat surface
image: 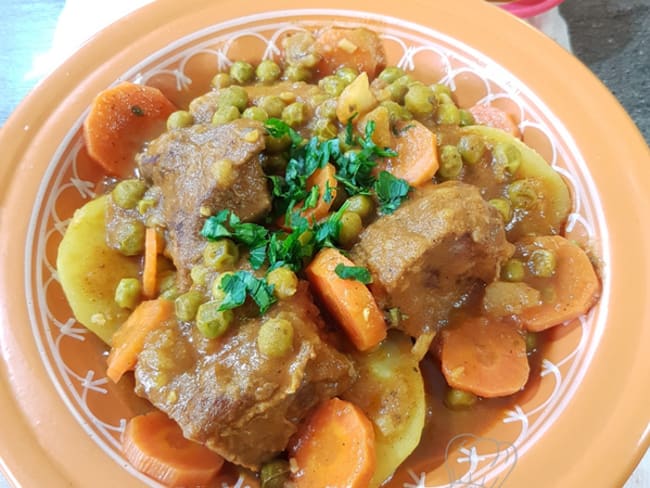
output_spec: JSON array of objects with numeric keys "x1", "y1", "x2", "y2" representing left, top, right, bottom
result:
[
  {"x1": 137, "y1": 119, "x2": 271, "y2": 288},
  {"x1": 134, "y1": 284, "x2": 356, "y2": 470},
  {"x1": 351, "y1": 181, "x2": 514, "y2": 337}
]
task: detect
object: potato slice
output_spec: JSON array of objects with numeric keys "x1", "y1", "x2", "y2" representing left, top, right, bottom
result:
[
  {"x1": 342, "y1": 331, "x2": 426, "y2": 487},
  {"x1": 463, "y1": 125, "x2": 572, "y2": 239},
  {"x1": 57, "y1": 195, "x2": 141, "y2": 344}
]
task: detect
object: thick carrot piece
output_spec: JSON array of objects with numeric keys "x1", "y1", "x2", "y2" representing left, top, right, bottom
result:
[
  {"x1": 142, "y1": 228, "x2": 159, "y2": 299},
  {"x1": 107, "y1": 299, "x2": 173, "y2": 383},
  {"x1": 519, "y1": 236, "x2": 601, "y2": 332},
  {"x1": 469, "y1": 104, "x2": 521, "y2": 139},
  {"x1": 383, "y1": 120, "x2": 439, "y2": 187},
  {"x1": 305, "y1": 248, "x2": 386, "y2": 351},
  {"x1": 289, "y1": 398, "x2": 376, "y2": 488},
  {"x1": 83, "y1": 82, "x2": 176, "y2": 176},
  {"x1": 440, "y1": 317, "x2": 530, "y2": 398},
  {"x1": 122, "y1": 411, "x2": 224, "y2": 487},
  {"x1": 313, "y1": 27, "x2": 386, "y2": 78}
]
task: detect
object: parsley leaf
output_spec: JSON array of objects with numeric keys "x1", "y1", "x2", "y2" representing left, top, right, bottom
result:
[
  {"x1": 218, "y1": 271, "x2": 277, "y2": 314},
  {"x1": 200, "y1": 209, "x2": 232, "y2": 240},
  {"x1": 334, "y1": 264, "x2": 373, "y2": 284},
  {"x1": 374, "y1": 170, "x2": 411, "y2": 214}
]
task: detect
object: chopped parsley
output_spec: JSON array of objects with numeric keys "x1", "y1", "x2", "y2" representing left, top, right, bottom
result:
[
  {"x1": 334, "y1": 264, "x2": 373, "y2": 284},
  {"x1": 374, "y1": 170, "x2": 411, "y2": 215},
  {"x1": 218, "y1": 271, "x2": 277, "y2": 314}
]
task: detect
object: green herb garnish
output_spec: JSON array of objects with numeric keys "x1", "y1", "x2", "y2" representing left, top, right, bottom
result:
[
  {"x1": 374, "y1": 170, "x2": 411, "y2": 215},
  {"x1": 334, "y1": 264, "x2": 373, "y2": 284},
  {"x1": 218, "y1": 271, "x2": 277, "y2": 314}
]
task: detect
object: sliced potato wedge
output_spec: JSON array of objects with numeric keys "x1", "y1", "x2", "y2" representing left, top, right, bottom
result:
[{"x1": 57, "y1": 195, "x2": 141, "y2": 344}]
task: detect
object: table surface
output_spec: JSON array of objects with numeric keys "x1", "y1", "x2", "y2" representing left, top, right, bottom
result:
[{"x1": 0, "y1": 1, "x2": 648, "y2": 487}]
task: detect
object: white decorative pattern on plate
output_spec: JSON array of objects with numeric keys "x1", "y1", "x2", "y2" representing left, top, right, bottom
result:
[{"x1": 25, "y1": 10, "x2": 607, "y2": 488}]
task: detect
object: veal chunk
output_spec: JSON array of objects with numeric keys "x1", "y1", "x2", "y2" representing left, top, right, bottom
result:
[
  {"x1": 137, "y1": 119, "x2": 271, "y2": 289},
  {"x1": 351, "y1": 181, "x2": 513, "y2": 337},
  {"x1": 134, "y1": 284, "x2": 356, "y2": 470}
]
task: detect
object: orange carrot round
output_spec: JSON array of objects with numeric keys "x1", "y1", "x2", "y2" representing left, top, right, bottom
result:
[
  {"x1": 305, "y1": 248, "x2": 386, "y2": 351},
  {"x1": 302, "y1": 163, "x2": 338, "y2": 222},
  {"x1": 440, "y1": 317, "x2": 530, "y2": 398},
  {"x1": 469, "y1": 104, "x2": 521, "y2": 139},
  {"x1": 122, "y1": 411, "x2": 224, "y2": 487},
  {"x1": 107, "y1": 299, "x2": 173, "y2": 383},
  {"x1": 313, "y1": 27, "x2": 386, "y2": 78},
  {"x1": 383, "y1": 120, "x2": 439, "y2": 187},
  {"x1": 83, "y1": 82, "x2": 176, "y2": 176},
  {"x1": 289, "y1": 398, "x2": 376, "y2": 488},
  {"x1": 518, "y1": 236, "x2": 601, "y2": 332}
]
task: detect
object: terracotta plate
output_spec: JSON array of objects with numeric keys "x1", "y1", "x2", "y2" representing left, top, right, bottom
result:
[{"x1": 1, "y1": 0, "x2": 649, "y2": 487}]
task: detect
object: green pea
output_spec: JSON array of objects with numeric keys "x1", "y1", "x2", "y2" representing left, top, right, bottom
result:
[
  {"x1": 458, "y1": 134, "x2": 486, "y2": 164},
  {"x1": 114, "y1": 278, "x2": 141, "y2": 309},
  {"x1": 242, "y1": 106, "x2": 268, "y2": 122},
  {"x1": 255, "y1": 59, "x2": 281, "y2": 83},
  {"x1": 211, "y1": 72, "x2": 232, "y2": 89},
  {"x1": 137, "y1": 198, "x2": 156, "y2": 215},
  {"x1": 338, "y1": 211, "x2": 363, "y2": 248},
  {"x1": 175, "y1": 290, "x2": 204, "y2": 322},
  {"x1": 210, "y1": 272, "x2": 232, "y2": 301},
  {"x1": 284, "y1": 64, "x2": 311, "y2": 82},
  {"x1": 335, "y1": 67, "x2": 358, "y2": 84},
  {"x1": 114, "y1": 220, "x2": 146, "y2": 256},
  {"x1": 218, "y1": 85, "x2": 248, "y2": 111},
  {"x1": 203, "y1": 239, "x2": 239, "y2": 271},
  {"x1": 196, "y1": 301, "x2": 233, "y2": 339},
  {"x1": 430, "y1": 83, "x2": 453, "y2": 98},
  {"x1": 445, "y1": 388, "x2": 478, "y2": 410},
  {"x1": 493, "y1": 142, "x2": 522, "y2": 179},
  {"x1": 404, "y1": 84, "x2": 436, "y2": 118},
  {"x1": 378, "y1": 66, "x2": 406, "y2": 84},
  {"x1": 488, "y1": 197, "x2": 513, "y2": 222},
  {"x1": 345, "y1": 194, "x2": 375, "y2": 221},
  {"x1": 281, "y1": 102, "x2": 306, "y2": 128},
  {"x1": 313, "y1": 118, "x2": 338, "y2": 140},
  {"x1": 159, "y1": 286, "x2": 179, "y2": 301},
  {"x1": 501, "y1": 259, "x2": 525, "y2": 282},
  {"x1": 436, "y1": 103, "x2": 461, "y2": 125},
  {"x1": 525, "y1": 332, "x2": 539, "y2": 354},
  {"x1": 316, "y1": 98, "x2": 338, "y2": 121},
  {"x1": 387, "y1": 75, "x2": 411, "y2": 103},
  {"x1": 459, "y1": 109, "x2": 475, "y2": 127},
  {"x1": 318, "y1": 75, "x2": 347, "y2": 97},
  {"x1": 257, "y1": 95, "x2": 286, "y2": 119},
  {"x1": 257, "y1": 317, "x2": 294, "y2": 357},
  {"x1": 212, "y1": 106, "x2": 240, "y2": 125},
  {"x1": 529, "y1": 249, "x2": 557, "y2": 278},
  {"x1": 262, "y1": 153, "x2": 288, "y2": 175},
  {"x1": 190, "y1": 265, "x2": 210, "y2": 287},
  {"x1": 112, "y1": 179, "x2": 147, "y2": 209},
  {"x1": 438, "y1": 145, "x2": 463, "y2": 180},
  {"x1": 380, "y1": 100, "x2": 413, "y2": 122},
  {"x1": 166, "y1": 110, "x2": 193, "y2": 130},
  {"x1": 265, "y1": 133, "x2": 291, "y2": 153},
  {"x1": 434, "y1": 92, "x2": 455, "y2": 106},
  {"x1": 229, "y1": 60, "x2": 255, "y2": 84},
  {"x1": 507, "y1": 179, "x2": 538, "y2": 209},
  {"x1": 260, "y1": 459, "x2": 291, "y2": 488},
  {"x1": 266, "y1": 267, "x2": 298, "y2": 300},
  {"x1": 158, "y1": 270, "x2": 177, "y2": 293}
]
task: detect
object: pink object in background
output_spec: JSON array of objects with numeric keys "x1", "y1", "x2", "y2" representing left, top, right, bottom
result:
[{"x1": 500, "y1": 0, "x2": 565, "y2": 18}]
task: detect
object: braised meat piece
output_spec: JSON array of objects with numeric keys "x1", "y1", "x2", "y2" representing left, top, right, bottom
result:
[
  {"x1": 351, "y1": 181, "x2": 514, "y2": 337},
  {"x1": 134, "y1": 284, "x2": 356, "y2": 470},
  {"x1": 137, "y1": 119, "x2": 271, "y2": 289}
]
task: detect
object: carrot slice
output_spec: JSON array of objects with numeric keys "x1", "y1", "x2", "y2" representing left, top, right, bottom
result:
[
  {"x1": 142, "y1": 228, "x2": 160, "y2": 299},
  {"x1": 469, "y1": 104, "x2": 521, "y2": 139},
  {"x1": 122, "y1": 411, "x2": 224, "y2": 487},
  {"x1": 440, "y1": 317, "x2": 530, "y2": 398},
  {"x1": 518, "y1": 236, "x2": 601, "y2": 332},
  {"x1": 83, "y1": 82, "x2": 176, "y2": 176},
  {"x1": 289, "y1": 398, "x2": 376, "y2": 488},
  {"x1": 382, "y1": 120, "x2": 439, "y2": 187},
  {"x1": 107, "y1": 299, "x2": 173, "y2": 383},
  {"x1": 305, "y1": 248, "x2": 386, "y2": 351},
  {"x1": 313, "y1": 27, "x2": 386, "y2": 78}
]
